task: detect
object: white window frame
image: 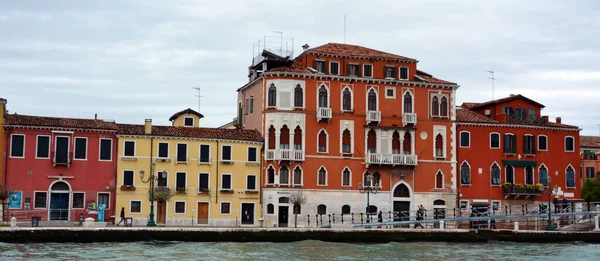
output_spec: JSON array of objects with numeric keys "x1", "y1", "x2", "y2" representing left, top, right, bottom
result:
[
  {"x1": 329, "y1": 61, "x2": 340, "y2": 75},
  {"x1": 72, "y1": 192, "x2": 86, "y2": 209},
  {"x1": 9, "y1": 134, "x2": 25, "y2": 158},
  {"x1": 72, "y1": 137, "x2": 88, "y2": 161},
  {"x1": 565, "y1": 165, "x2": 576, "y2": 188},
  {"x1": 524, "y1": 166, "x2": 535, "y2": 185},
  {"x1": 247, "y1": 146, "x2": 258, "y2": 162},
  {"x1": 459, "y1": 131, "x2": 470, "y2": 148},
  {"x1": 220, "y1": 201, "x2": 232, "y2": 215},
  {"x1": 363, "y1": 64, "x2": 373, "y2": 78},
  {"x1": 348, "y1": 63, "x2": 360, "y2": 77},
  {"x1": 130, "y1": 200, "x2": 142, "y2": 214},
  {"x1": 33, "y1": 191, "x2": 48, "y2": 209},
  {"x1": 459, "y1": 200, "x2": 469, "y2": 210},
  {"x1": 317, "y1": 129, "x2": 329, "y2": 154},
  {"x1": 292, "y1": 166, "x2": 304, "y2": 186},
  {"x1": 157, "y1": 170, "x2": 169, "y2": 187},
  {"x1": 157, "y1": 142, "x2": 169, "y2": 158},
  {"x1": 365, "y1": 86, "x2": 379, "y2": 112},
  {"x1": 198, "y1": 172, "x2": 210, "y2": 192},
  {"x1": 199, "y1": 144, "x2": 211, "y2": 163},
  {"x1": 176, "y1": 143, "x2": 188, "y2": 162},
  {"x1": 402, "y1": 90, "x2": 415, "y2": 114},
  {"x1": 317, "y1": 166, "x2": 328, "y2": 186},
  {"x1": 221, "y1": 145, "x2": 233, "y2": 161},
  {"x1": 266, "y1": 203, "x2": 275, "y2": 215},
  {"x1": 293, "y1": 83, "x2": 305, "y2": 109},
  {"x1": 490, "y1": 132, "x2": 500, "y2": 149},
  {"x1": 174, "y1": 200, "x2": 186, "y2": 214},
  {"x1": 122, "y1": 169, "x2": 136, "y2": 187},
  {"x1": 183, "y1": 116, "x2": 194, "y2": 127},
  {"x1": 246, "y1": 174, "x2": 257, "y2": 190},
  {"x1": 384, "y1": 65, "x2": 395, "y2": 79},
  {"x1": 435, "y1": 170, "x2": 444, "y2": 189},
  {"x1": 385, "y1": 87, "x2": 396, "y2": 99},
  {"x1": 35, "y1": 135, "x2": 51, "y2": 159},
  {"x1": 98, "y1": 138, "x2": 113, "y2": 162},
  {"x1": 341, "y1": 167, "x2": 352, "y2": 187},
  {"x1": 97, "y1": 192, "x2": 110, "y2": 210},
  {"x1": 340, "y1": 127, "x2": 353, "y2": 155},
  {"x1": 460, "y1": 160, "x2": 471, "y2": 186},
  {"x1": 316, "y1": 83, "x2": 330, "y2": 109},
  {"x1": 505, "y1": 165, "x2": 515, "y2": 183},
  {"x1": 491, "y1": 200, "x2": 501, "y2": 212},
  {"x1": 314, "y1": 59, "x2": 326, "y2": 73},
  {"x1": 398, "y1": 66, "x2": 409, "y2": 80},
  {"x1": 279, "y1": 166, "x2": 290, "y2": 186},
  {"x1": 340, "y1": 85, "x2": 354, "y2": 112},
  {"x1": 175, "y1": 172, "x2": 187, "y2": 190},
  {"x1": 266, "y1": 165, "x2": 275, "y2": 185},
  {"x1": 221, "y1": 173, "x2": 232, "y2": 190},
  {"x1": 565, "y1": 136, "x2": 575, "y2": 152},
  {"x1": 490, "y1": 162, "x2": 501, "y2": 186},
  {"x1": 538, "y1": 135, "x2": 548, "y2": 151},
  {"x1": 123, "y1": 140, "x2": 136, "y2": 157},
  {"x1": 538, "y1": 163, "x2": 549, "y2": 188}
]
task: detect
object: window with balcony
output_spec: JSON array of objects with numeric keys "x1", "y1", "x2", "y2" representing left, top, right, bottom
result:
[
  {"x1": 342, "y1": 167, "x2": 351, "y2": 187},
  {"x1": 318, "y1": 130, "x2": 327, "y2": 153},
  {"x1": 523, "y1": 135, "x2": 535, "y2": 155},
  {"x1": 504, "y1": 134, "x2": 516, "y2": 154},
  {"x1": 440, "y1": 97, "x2": 448, "y2": 116},
  {"x1": 403, "y1": 132, "x2": 411, "y2": 154},
  {"x1": 392, "y1": 131, "x2": 400, "y2": 154},
  {"x1": 403, "y1": 92, "x2": 413, "y2": 113},
  {"x1": 399, "y1": 67, "x2": 408, "y2": 80},
  {"x1": 538, "y1": 135, "x2": 547, "y2": 151},
  {"x1": 294, "y1": 127, "x2": 302, "y2": 150},
  {"x1": 566, "y1": 166, "x2": 575, "y2": 188},
  {"x1": 198, "y1": 173, "x2": 209, "y2": 192},
  {"x1": 293, "y1": 166, "x2": 302, "y2": 185},
  {"x1": 279, "y1": 166, "x2": 289, "y2": 185},
  {"x1": 348, "y1": 64, "x2": 359, "y2": 76},
  {"x1": 384, "y1": 66, "x2": 395, "y2": 79},
  {"x1": 342, "y1": 129, "x2": 351, "y2": 154},
  {"x1": 330, "y1": 61, "x2": 339, "y2": 75},
  {"x1": 525, "y1": 166, "x2": 534, "y2": 185},
  {"x1": 176, "y1": 143, "x2": 188, "y2": 162},
  {"x1": 317, "y1": 167, "x2": 327, "y2": 186},
  {"x1": 315, "y1": 60, "x2": 326, "y2": 73},
  {"x1": 342, "y1": 87, "x2": 352, "y2": 111},
  {"x1": 318, "y1": 85, "x2": 328, "y2": 108},
  {"x1": 490, "y1": 133, "x2": 500, "y2": 149},
  {"x1": 435, "y1": 134, "x2": 444, "y2": 158},
  {"x1": 460, "y1": 131, "x2": 470, "y2": 148},
  {"x1": 123, "y1": 170, "x2": 134, "y2": 186},
  {"x1": 36, "y1": 136, "x2": 50, "y2": 158},
  {"x1": 279, "y1": 125, "x2": 290, "y2": 150},
  {"x1": 268, "y1": 84, "x2": 277, "y2": 107},
  {"x1": 199, "y1": 144, "x2": 210, "y2": 163},
  {"x1": 367, "y1": 129, "x2": 376, "y2": 153},
  {"x1": 158, "y1": 142, "x2": 169, "y2": 158},
  {"x1": 99, "y1": 139, "x2": 112, "y2": 161},
  {"x1": 435, "y1": 171, "x2": 443, "y2": 189},
  {"x1": 176, "y1": 172, "x2": 186, "y2": 191},
  {"x1": 586, "y1": 167, "x2": 595, "y2": 179},
  {"x1": 367, "y1": 89, "x2": 377, "y2": 111},
  {"x1": 10, "y1": 134, "x2": 25, "y2": 158},
  {"x1": 539, "y1": 165, "x2": 548, "y2": 187},
  {"x1": 491, "y1": 163, "x2": 500, "y2": 186},
  {"x1": 294, "y1": 84, "x2": 303, "y2": 108},
  {"x1": 267, "y1": 126, "x2": 276, "y2": 150},
  {"x1": 267, "y1": 166, "x2": 275, "y2": 184},
  {"x1": 54, "y1": 136, "x2": 69, "y2": 164},
  {"x1": 431, "y1": 96, "x2": 439, "y2": 116},
  {"x1": 460, "y1": 162, "x2": 471, "y2": 185},
  {"x1": 363, "y1": 64, "x2": 373, "y2": 77},
  {"x1": 565, "y1": 136, "x2": 574, "y2": 152},
  {"x1": 506, "y1": 165, "x2": 514, "y2": 184},
  {"x1": 124, "y1": 141, "x2": 135, "y2": 157}
]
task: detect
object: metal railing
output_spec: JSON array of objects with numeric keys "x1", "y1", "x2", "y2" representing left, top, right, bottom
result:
[
  {"x1": 366, "y1": 110, "x2": 381, "y2": 124},
  {"x1": 265, "y1": 149, "x2": 304, "y2": 161},
  {"x1": 365, "y1": 153, "x2": 418, "y2": 166}
]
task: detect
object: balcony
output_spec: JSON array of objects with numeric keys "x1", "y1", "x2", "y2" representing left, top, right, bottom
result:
[
  {"x1": 502, "y1": 183, "x2": 542, "y2": 199},
  {"x1": 52, "y1": 151, "x2": 72, "y2": 168},
  {"x1": 366, "y1": 110, "x2": 381, "y2": 124},
  {"x1": 265, "y1": 149, "x2": 304, "y2": 161},
  {"x1": 365, "y1": 152, "x2": 418, "y2": 166},
  {"x1": 317, "y1": 107, "x2": 332, "y2": 121},
  {"x1": 403, "y1": 113, "x2": 417, "y2": 126}
]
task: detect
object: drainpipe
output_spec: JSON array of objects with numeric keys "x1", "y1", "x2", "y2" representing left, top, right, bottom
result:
[{"x1": 215, "y1": 140, "x2": 219, "y2": 204}]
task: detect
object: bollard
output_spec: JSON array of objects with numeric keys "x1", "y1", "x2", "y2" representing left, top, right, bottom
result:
[
  {"x1": 351, "y1": 213, "x2": 355, "y2": 224},
  {"x1": 594, "y1": 216, "x2": 600, "y2": 232},
  {"x1": 10, "y1": 217, "x2": 17, "y2": 227},
  {"x1": 439, "y1": 220, "x2": 445, "y2": 230},
  {"x1": 307, "y1": 215, "x2": 310, "y2": 227},
  {"x1": 341, "y1": 214, "x2": 344, "y2": 224},
  {"x1": 514, "y1": 221, "x2": 519, "y2": 231}
]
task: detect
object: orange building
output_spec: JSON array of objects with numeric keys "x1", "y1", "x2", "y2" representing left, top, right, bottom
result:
[
  {"x1": 238, "y1": 43, "x2": 459, "y2": 227},
  {"x1": 457, "y1": 94, "x2": 581, "y2": 212},
  {"x1": 580, "y1": 136, "x2": 600, "y2": 184}
]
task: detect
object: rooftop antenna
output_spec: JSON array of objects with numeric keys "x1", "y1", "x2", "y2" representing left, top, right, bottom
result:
[
  {"x1": 487, "y1": 70, "x2": 495, "y2": 100},
  {"x1": 344, "y1": 14, "x2": 347, "y2": 43},
  {"x1": 273, "y1": 31, "x2": 283, "y2": 56},
  {"x1": 191, "y1": 87, "x2": 203, "y2": 113}
]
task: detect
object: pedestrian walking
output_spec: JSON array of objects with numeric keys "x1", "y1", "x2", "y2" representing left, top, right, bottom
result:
[
  {"x1": 377, "y1": 211, "x2": 383, "y2": 228},
  {"x1": 117, "y1": 207, "x2": 125, "y2": 226},
  {"x1": 553, "y1": 197, "x2": 559, "y2": 213},
  {"x1": 415, "y1": 205, "x2": 425, "y2": 228}
]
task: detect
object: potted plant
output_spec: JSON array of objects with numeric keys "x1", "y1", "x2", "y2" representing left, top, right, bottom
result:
[
  {"x1": 120, "y1": 185, "x2": 136, "y2": 191},
  {"x1": 535, "y1": 183, "x2": 543, "y2": 194},
  {"x1": 515, "y1": 184, "x2": 525, "y2": 193},
  {"x1": 502, "y1": 183, "x2": 514, "y2": 193},
  {"x1": 177, "y1": 187, "x2": 186, "y2": 193}
]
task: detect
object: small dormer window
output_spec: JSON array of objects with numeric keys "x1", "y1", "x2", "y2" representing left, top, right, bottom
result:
[
  {"x1": 184, "y1": 117, "x2": 194, "y2": 127},
  {"x1": 348, "y1": 64, "x2": 359, "y2": 76},
  {"x1": 315, "y1": 60, "x2": 326, "y2": 73},
  {"x1": 384, "y1": 66, "x2": 396, "y2": 79}
]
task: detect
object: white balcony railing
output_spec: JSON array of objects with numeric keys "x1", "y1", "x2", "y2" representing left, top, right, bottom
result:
[
  {"x1": 403, "y1": 112, "x2": 417, "y2": 126},
  {"x1": 265, "y1": 149, "x2": 304, "y2": 161},
  {"x1": 317, "y1": 107, "x2": 332, "y2": 121},
  {"x1": 266, "y1": 149, "x2": 276, "y2": 160},
  {"x1": 367, "y1": 110, "x2": 381, "y2": 124},
  {"x1": 365, "y1": 152, "x2": 418, "y2": 166}
]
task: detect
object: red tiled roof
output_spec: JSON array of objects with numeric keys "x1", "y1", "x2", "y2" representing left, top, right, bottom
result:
[
  {"x1": 470, "y1": 94, "x2": 545, "y2": 110},
  {"x1": 461, "y1": 103, "x2": 480, "y2": 109},
  {"x1": 581, "y1": 136, "x2": 600, "y2": 148},
  {"x1": 117, "y1": 124, "x2": 263, "y2": 142},
  {"x1": 307, "y1": 43, "x2": 417, "y2": 62},
  {"x1": 169, "y1": 108, "x2": 204, "y2": 121},
  {"x1": 456, "y1": 108, "x2": 498, "y2": 124},
  {"x1": 4, "y1": 114, "x2": 118, "y2": 130},
  {"x1": 266, "y1": 62, "x2": 312, "y2": 73},
  {"x1": 415, "y1": 72, "x2": 456, "y2": 85}
]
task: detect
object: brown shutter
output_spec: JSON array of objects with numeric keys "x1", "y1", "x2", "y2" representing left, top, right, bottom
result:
[{"x1": 347, "y1": 64, "x2": 351, "y2": 76}]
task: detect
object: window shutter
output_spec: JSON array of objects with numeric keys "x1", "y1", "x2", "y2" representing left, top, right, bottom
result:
[
  {"x1": 313, "y1": 60, "x2": 318, "y2": 71},
  {"x1": 356, "y1": 64, "x2": 361, "y2": 77},
  {"x1": 392, "y1": 67, "x2": 397, "y2": 79},
  {"x1": 512, "y1": 136, "x2": 517, "y2": 152},
  {"x1": 347, "y1": 64, "x2": 351, "y2": 76},
  {"x1": 523, "y1": 136, "x2": 527, "y2": 153}
]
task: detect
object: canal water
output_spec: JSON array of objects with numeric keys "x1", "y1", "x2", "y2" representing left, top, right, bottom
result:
[{"x1": 0, "y1": 240, "x2": 598, "y2": 260}]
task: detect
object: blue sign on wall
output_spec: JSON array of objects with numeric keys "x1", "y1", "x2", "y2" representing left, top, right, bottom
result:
[
  {"x1": 8, "y1": 191, "x2": 22, "y2": 209},
  {"x1": 97, "y1": 204, "x2": 105, "y2": 222}
]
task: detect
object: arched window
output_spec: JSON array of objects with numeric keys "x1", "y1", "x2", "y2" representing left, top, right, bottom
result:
[
  {"x1": 403, "y1": 92, "x2": 412, "y2": 113},
  {"x1": 403, "y1": 131, "x2": 411, "y2": 154},
  {"x1": 539, "y1": 165, "x2": 548, "y2": 187},
  {"x1": 342, "y1": 88, "x2": 352, "y2": 111},
  {"x1": 268, "y1": 84, "x2": 277, "y2": 107},
  {"x1": 267, "y1": 204, "x2": 274, "y2": 214},
  {"x1": 460, "y1": 162, "x2": 470, "y2": 185},
  {"x1": 440, "y1": 96, "x2": 448, "y2": 116},
  {"x1": 342, "y1": 167, "x2": 351, "y2": 186},
  {"x1": 566, "y1": 166, "x2": 575, "y2": 188},
  {"x1": 505, "y1": 165, "x2": 514, "y2": 184},
  {"x1": 318, "y1": 85, "x2": 328, "y2": 108},
  {"x1": 51, "y1": 181, "x2": 69, "y2": 191},
  {"x1": 317, "y1": 204, "x2": 327, "y2": 215},
  {"x1": 393, "y1": 184, "x2": 410, "y2": 197},
  {"x1": 432, "y1": 96, "x2": 439, "y2": 116},
  {"x1": 280, "y1": 125, "x2": 290, "y2": 149},
  {"x1": 268, "y1": 126, "x2": 276, "y2": 150},
  {"x1": 367, "y1": 89, "x2": 377, "y2": 111},
  {"x1": 279, "y1": 166, "x2": 289, "y2": 185},
  {"x1": 491, "y1": 163, "x2": 501, "y2": 185},
  {"x1": 318, "y1": 130, "x2": 327, "y2": 152},
  {"x1": 318, "y1": 167, "x2": 327, "y2": 185},
  {"x1": 434, "y1": 199, "x2": 446, "y2": 206},
  {"x1": 267, "y1": 166, "x2": 275, "y2": 184},
  {"x1": 525, "y1": 166, "x2": 534, "y2": 185},
  {"x1": 279, "y1": 197, "x2": 290, "y2": 204},
  {"x1": 293, "y1": 166, "x2": 303, "y2": 185},
  {"x1": 367, "y1": 129, "x2": 376, "y2": 153},
  {"x1": 249, "y1": 96, "x2": 254, "y2": 114},
  {"x1": 368, "y1": 205, "x2": 378, "y2": 214},
  {"x1": 435, "y1": 134, "x2": 443, "y2": 157},
  {"x1": 460, "y1": 131, "x2": 470, "y2": 147},
  {"x1": 342, "y1": 205, "x2": 351, "y2": 214},
  {"x1": 435, "y1": 171, "x2": 443, "y2": 189},
  {"x1": 294, "y1": 84, "x2": 303, "y2": 108},
  {"x1": 294, "y1": 126, "x2": 302, "y2": 150},
  {"x1": 342, "y1": 129, "x2": 351, "y2": 154},
  {"x1": 392, "y1": 131, "x2": 400, "y2": 154}
]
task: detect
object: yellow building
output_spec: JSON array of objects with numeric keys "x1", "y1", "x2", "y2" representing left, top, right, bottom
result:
[
  {"x1": 0, "y1": 97, "x2": 6, "y2": 183},
  {"x1": 115, "y1": 108, "x2": 264, "y2": 226}
]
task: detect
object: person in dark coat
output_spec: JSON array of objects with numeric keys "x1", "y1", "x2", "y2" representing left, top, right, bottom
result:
[
  {"x1": 553, "y1": 197, "x2": 559, "y2": 213},
  {"x1": 415, "y1": 206, "x2": 425, "y2": 228},
  {"x1": 562, "y1": 198, "x2": 569, "y2": 212},
  {"x1": 117, "y1": 207, "x2": 125, "y2": 226},
  {"x1": 377, "y1": 211, "x2": 383, "y2": 228}
]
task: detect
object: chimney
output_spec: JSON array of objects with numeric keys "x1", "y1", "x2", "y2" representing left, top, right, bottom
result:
[
  {"x1": 94, "y1": 113, "x2": 97, "y2": 120},
  {"x1": 144, "y1": 119, "x2": 152, "y2": 134},
  {"x1": 0, "y1": 98, "x2": 6, "y2": 123},
  {"x1": 556, "y1": 117, "x2": 562, "y2": 124},
  {"x1": 302, "y1": 44, "x2": 309, "y2": 51}
]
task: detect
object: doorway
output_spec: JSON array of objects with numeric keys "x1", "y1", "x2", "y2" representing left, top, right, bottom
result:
[
  {"x1": 393, "y1": 201, "x2": 410, "y2": 227},
  {"x1": 157, "y1": 202, "x2": 166, "y2": 225},
  {"x1": 241, "y1": 203, "x2": 254, "y2": 225},
  {"x1": 49, "y1": 181, "x2": 70, "y2": 221},
  {"x1": 278, "y1": 206, "x2": 289, "y2": 227},
  {"x1": 197, "y1": 202, "x2": 209, "y2": 225}
]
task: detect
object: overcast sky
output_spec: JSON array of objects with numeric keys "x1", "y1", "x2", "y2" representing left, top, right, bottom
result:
[{"x1": 1, "y1": 0, "x2": 599, "y2": 134}]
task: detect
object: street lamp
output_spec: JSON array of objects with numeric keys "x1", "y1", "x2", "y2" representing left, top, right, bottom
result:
[
  {"x1": 140, "y1": 162, "x2": 159, "y2": 227},
  {"x1": 358, "y1": 171, "x2": 381, "y2": 225},
  {"x1": 546, "y1": 176, "x2": 559, "y2": 231}
]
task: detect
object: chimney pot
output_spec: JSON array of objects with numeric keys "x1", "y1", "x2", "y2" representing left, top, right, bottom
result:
[
  {"x1": 556, "y1": 117, "x2": 562, "y2": 124},
  {"x1": 94, "y1": 113, "x2": 97, "y2": 120},
  {"x1": 302, "y1": 44, "x2": 310, "y2": 51}
]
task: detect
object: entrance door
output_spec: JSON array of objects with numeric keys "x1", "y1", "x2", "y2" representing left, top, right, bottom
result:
[
  {"x1": 393, "y1": 201, "x2": 410, "y2": 228},
  {"x1": 241, "y1": 203, "x2": 254, "y2": 225},
  {"x1": 278, "y1": 206, "x2": 289, "y2": 227},
  {"x1": 197, "y1": 202, "x2": 209, "y2": 225},
  {"x1": 55, "y1": 137, "x2": 69, "y2": 164},
  {"x1": 157, "y1": 202, "x2": 166, "y2": 225},
  {"x1": 49, "y1": 193, "x2": 69, "y2": 220}
]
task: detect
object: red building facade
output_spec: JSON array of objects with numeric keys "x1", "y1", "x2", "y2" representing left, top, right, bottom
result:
[
  {"x1": 580, "y1": 136, "x2": 600, "y2": 184},
  {"x1": 3, "y1": 109, "x2": 118, "y2": 223},
  {"x1": 457, "y1": 95, "x2": 581, "y2": 212},
  {"x1": 238, "y1": 43, "x2": 459, "y2": 227}
]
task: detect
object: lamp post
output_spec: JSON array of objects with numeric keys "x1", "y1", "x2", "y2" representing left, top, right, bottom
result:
[
  {"x1": 140, "y1": 162, "x2": 157, "y2": 227},
  {"x1": 358, "y1": 171, "x2": 381, "y2": 225},
  {"x1": 546, "y1": 176, "x2": 559, "y2": 231}
]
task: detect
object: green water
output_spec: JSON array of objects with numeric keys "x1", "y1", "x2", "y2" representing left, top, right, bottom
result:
[{"x1": 0, "y1": 241, "x2": 598, "y2": 260}]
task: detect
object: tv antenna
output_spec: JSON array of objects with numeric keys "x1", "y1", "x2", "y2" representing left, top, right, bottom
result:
[
  {"x1": 487, "y1": 70, "x2": 495, "y2": 100},
  {"x1": 191, "y1": 87, "x2": 203, "y2": 113}
]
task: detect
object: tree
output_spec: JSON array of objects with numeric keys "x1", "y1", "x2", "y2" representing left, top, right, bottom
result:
[
  {"x1": 150, "y1": 186, "x2": 177, "y2": 203},
  {"x1": 582, "y1": 176, "x2": 600, "y2": 202},
  {"x1": 0, "y1": 185, "x2": 9, "y2": 225},
  {"x1": 288, "y1": 190, "x2": 307, "y2": 228}
]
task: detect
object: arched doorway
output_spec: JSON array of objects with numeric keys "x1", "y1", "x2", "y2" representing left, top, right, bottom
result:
[
  {"x1": 49, "y1": 181, "x2": 71, "y2": 221},
  {"x1": 392, "y1": 182, "x2": 411, "y2": 227},
  {"x1": 278, "y1": 196, "x2": 289, "y2": 227}
]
